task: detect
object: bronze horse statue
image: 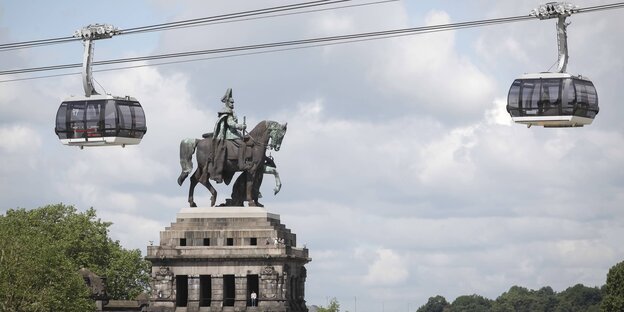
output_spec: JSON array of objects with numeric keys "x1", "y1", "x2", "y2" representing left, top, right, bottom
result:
[{"x1": 177, "y1": 120, "x2": 287, "y2": 207}]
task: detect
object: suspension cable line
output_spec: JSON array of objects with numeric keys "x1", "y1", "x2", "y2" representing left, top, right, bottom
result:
[
  {"x1": 0, "y1": 0, "x2": 366, "y2": 52},
  {"x1": 1, "y1": 2, "x2": 623, "y2": 83},
  {"x1": 0, "y1": 17, "x2": 526, "y2": 84},
  {"x1": 119, "y1": 0, "x2": 398, "y2": 36},
  {"x1": 0, "y1": 37, "x2": 77, "y2": 51},
  {"x1": 576, "y1": 2, "x2": 624, "y2": 13},
  {"x1": 0, "y1": 14, "x2": 536, "y2": 77},
  {"x1": 120, "y1": 0, "x2": 349, "y2": 35}
]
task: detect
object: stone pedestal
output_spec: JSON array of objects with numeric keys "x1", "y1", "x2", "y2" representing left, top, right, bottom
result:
[{"x1": 146, "y1": 207, "x2": 310, "y2": 312}]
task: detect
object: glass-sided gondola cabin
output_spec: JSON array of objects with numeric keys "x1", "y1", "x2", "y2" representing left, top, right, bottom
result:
[
  {"x1": 55, "y1": 94, "x2": 146, "y2": 147},
  {"x1": 507, "y1": 72, "x2": 599, "y2": 127}
]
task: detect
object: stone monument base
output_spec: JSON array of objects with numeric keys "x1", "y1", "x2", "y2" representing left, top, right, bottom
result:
[{"x1": 146, "y1": 207, "x2": 310, "y2": 312}]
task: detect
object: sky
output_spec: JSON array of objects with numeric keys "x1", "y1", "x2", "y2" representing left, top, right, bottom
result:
[{"x1": 1, "y1": 0, "x2": 623, "y2": 311}]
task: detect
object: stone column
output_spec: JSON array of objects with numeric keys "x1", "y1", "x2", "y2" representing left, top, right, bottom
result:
[
  {"x1": 281, "y1": 270, "x2": 289, "y2": 301},
  {"x1": 187, "y1": 275, "x2": 200, "y2": 312},
  {"x1": 235, "y1": 275, "x2": 247, "y2": 309},
  {"x1": 211, "y1": 275, "x2": 223, "y2": 312},
  {"x1": 299, "y1": 266, "x2": 307, "y2": 307}
]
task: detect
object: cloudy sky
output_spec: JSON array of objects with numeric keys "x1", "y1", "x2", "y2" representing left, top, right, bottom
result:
[{"x1": 1, "y1": 0, "x2": 623, "y2": 310}]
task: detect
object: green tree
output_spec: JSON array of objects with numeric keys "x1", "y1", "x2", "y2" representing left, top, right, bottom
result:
[
  {"x1": 0, "y1": 207, "x2": 93, "y2": 311},
  {"x1": 451, "y1": 294, "x2": 493, "y2": 312},
  {"x1": 317, "y1": 297, "x2": 341, "y2": 312},
  {"x1": 104, "y1": 244, "x2": 151, "y2": 299},
  {"x1": 0, "y1": 204, "x2": 151, "y2": 310},
  {"x1": 535, "y1": 286, "x2": 559, "y2": 311},
  {"x1": 491, "y1": 286, "x2": 558, "y2": 312},
  {"x1": 555, "y1": 284, "x2": 602, "y2": 312},
  {"x1": 601, "y1": 260, "x2": 624, "y2": 312},
  {"x1": 417, "y1": 295, "x2": 451, "y2": 312}
]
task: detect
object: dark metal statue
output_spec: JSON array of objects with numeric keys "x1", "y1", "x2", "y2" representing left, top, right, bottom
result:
[
  {"x1": 209, "y1": 88, "x2": 247, "y2": 183},
  {"x1": 177, "y1": 89, "x2": 287, "y2": 207},
  {"x1": 222, "y1": 155, "x2": 281, "y2": 207}
]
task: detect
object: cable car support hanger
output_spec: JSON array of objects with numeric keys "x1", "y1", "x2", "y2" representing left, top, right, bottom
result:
[
  {"x1": 74, "y1": 24, "x2": 120, "y2": 97},
  {"x1": 530, "y1": 2, "x2": 579, "y2": 73}
]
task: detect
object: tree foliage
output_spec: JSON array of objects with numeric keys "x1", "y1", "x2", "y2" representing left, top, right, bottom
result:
[
  {"x1": 417, "y1": 295, "x2": 451, "y2": 312},
  {"x1": 0, "y1": 204, "x2": 151, "y2": 311},
  {"x1": 601, "y1": 260, "x2": 624, "y2": 312},
  {"x1": 317, "y1": 297, "x2": 341, "y2": 312},
  {"x1": 555, "y1": 284, "x2": 602, "y2": 312},
  {"x1": 491, "y1": 286, "x2": 558, "y2": 312},
  {"x1": 415, "y1": 283, "x2": 607, "y2": 312},
  {"x1": 451, "y1": 294, "x2": 493, "y2": 312}
]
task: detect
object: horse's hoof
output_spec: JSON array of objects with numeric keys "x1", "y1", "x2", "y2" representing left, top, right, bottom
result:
[
  {"x1": 177, "y1": 172, "x2": 188, "y2": 186},
  {"x1": 190, "y1": 202, "x2": 197, "y2": 208}
]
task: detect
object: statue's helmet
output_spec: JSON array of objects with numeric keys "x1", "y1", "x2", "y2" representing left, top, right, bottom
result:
[{"x1": 219, "y1": 88, "x2": 234, "y2": 114}]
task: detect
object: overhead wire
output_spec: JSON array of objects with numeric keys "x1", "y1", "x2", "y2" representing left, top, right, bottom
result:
[
  {"x1": 1, "y1": 1, "x2": 623, "y2": 83},
  {"x1": 94, "y1": 15, "x2": 535, "y2": 66},
  {"x1": 119, "y1": 0, "x2": 350, "y2": 35},
  {"x1": 0, "y1": 0, "x2": 357, "y2": 52},
  {"x1": 0, "y1": 37, "x2": 77, "y2": 52},
  {"x1": 127, "y1": 0, "x2": 398, "y2": 35},
  {"x1": 0, "y1": 16, "x2": 529, "y2": 83},
  {"x1": 576, "y1": 2, "x2": 624, "y2": 13},
  {"x1": 1, "y1": 1, "x2": 622, "y2": 52},
  {"x1": 0, "y1": 14, "x2": 536, "y2": 77}
]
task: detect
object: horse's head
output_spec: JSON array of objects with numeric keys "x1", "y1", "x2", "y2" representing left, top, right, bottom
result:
[{"x1": 267, "y1": 121, "x2": 287, "y2": 151}]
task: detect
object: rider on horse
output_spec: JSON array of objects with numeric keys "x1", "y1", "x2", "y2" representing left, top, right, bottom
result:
[
  {"x1": 209, "y1": 88, "x2": 246, "y2": 183},
  {"x1": 215, "y1": 88, "x2": 245, "y2": 141}
]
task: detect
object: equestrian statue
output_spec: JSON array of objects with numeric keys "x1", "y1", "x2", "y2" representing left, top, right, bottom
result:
[{"x1": 177, "y1": 88, "x2": 287, "y2": 207}]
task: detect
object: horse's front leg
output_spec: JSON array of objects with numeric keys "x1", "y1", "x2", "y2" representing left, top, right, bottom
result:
[
  {"x1": 246, "y1": 172, "x2": 259, "y2": 207},
  {"x1": 194, "y1": 164, "x2": 217, "y2": 207},
  {"x1": 265, "y1": 166, "x2": 281, "y2": 195},
  {"x1": 188, "y1": 170, "x2": 199, "y2": 207},
  {"x1": 199, "y1": 179, "x2": 217, "y2": 207}
]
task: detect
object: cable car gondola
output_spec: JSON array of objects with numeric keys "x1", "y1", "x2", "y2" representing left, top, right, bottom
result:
[
  {"x1": 55, "y1": 24, "x2": 146, "y2": 148},
  {"x1": 507, "y1": 72, "x2": 598, "y2": 127},
  {"x1": 506, "y1": 2, "x2": 599, "y2": 128},
  {"x1": 55, "y1": 94, "x2": 146, "y2": 147}
]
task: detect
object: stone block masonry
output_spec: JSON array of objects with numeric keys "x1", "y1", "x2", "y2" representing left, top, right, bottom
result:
[{"x1": 146, "y1": 207, "x2": 311, "y2": 312}]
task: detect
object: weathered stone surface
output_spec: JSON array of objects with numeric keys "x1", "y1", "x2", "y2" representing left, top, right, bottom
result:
[{"x1": 147, "y1": 207, "x2": 310, "y2": 312}]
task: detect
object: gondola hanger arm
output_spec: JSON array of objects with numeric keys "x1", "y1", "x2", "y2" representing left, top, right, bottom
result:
[
  {"x1": 73, "y1": 24, "x2": 120, "y2": 97},
  {"x1": 530, "y1": 2, "x2": 580, "y2": 73}
]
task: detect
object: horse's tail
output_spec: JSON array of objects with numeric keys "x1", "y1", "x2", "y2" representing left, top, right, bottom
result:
[{"x1": 177, "y1": 138, "x2": 200, "y2": 186}]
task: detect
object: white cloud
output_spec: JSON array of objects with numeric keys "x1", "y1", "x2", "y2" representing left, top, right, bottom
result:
[
  {"x1": 475, "y1": 35, "x2": 531, "y2": 68},
  {"x1": 0, "y1": 125, "x2": 42, "y2": 183},
  {"x1": 417, "y1": 125, "x2": 479, "y2": 187},
  {"x1": 269, "y1": 93, "x2": 624, "y2": 306},
  {"x1": 369, "y1": 10, "x2": 496, "y2": 121},
  {"x1": 364, "y1": 249, "x2": 409, "y2": 286},
  {"x1": 0, "y1": 124, "x2": 41, "y2": 154},
  {"x1": 315, "y1": 12, "x2": 356, "y2": 35},
  {"x1": 99, "y1": 209, "x2": 165, "y2": 251},
  {"x1": 484, "y1": 97, "x2": 513, "y2": 126}
]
